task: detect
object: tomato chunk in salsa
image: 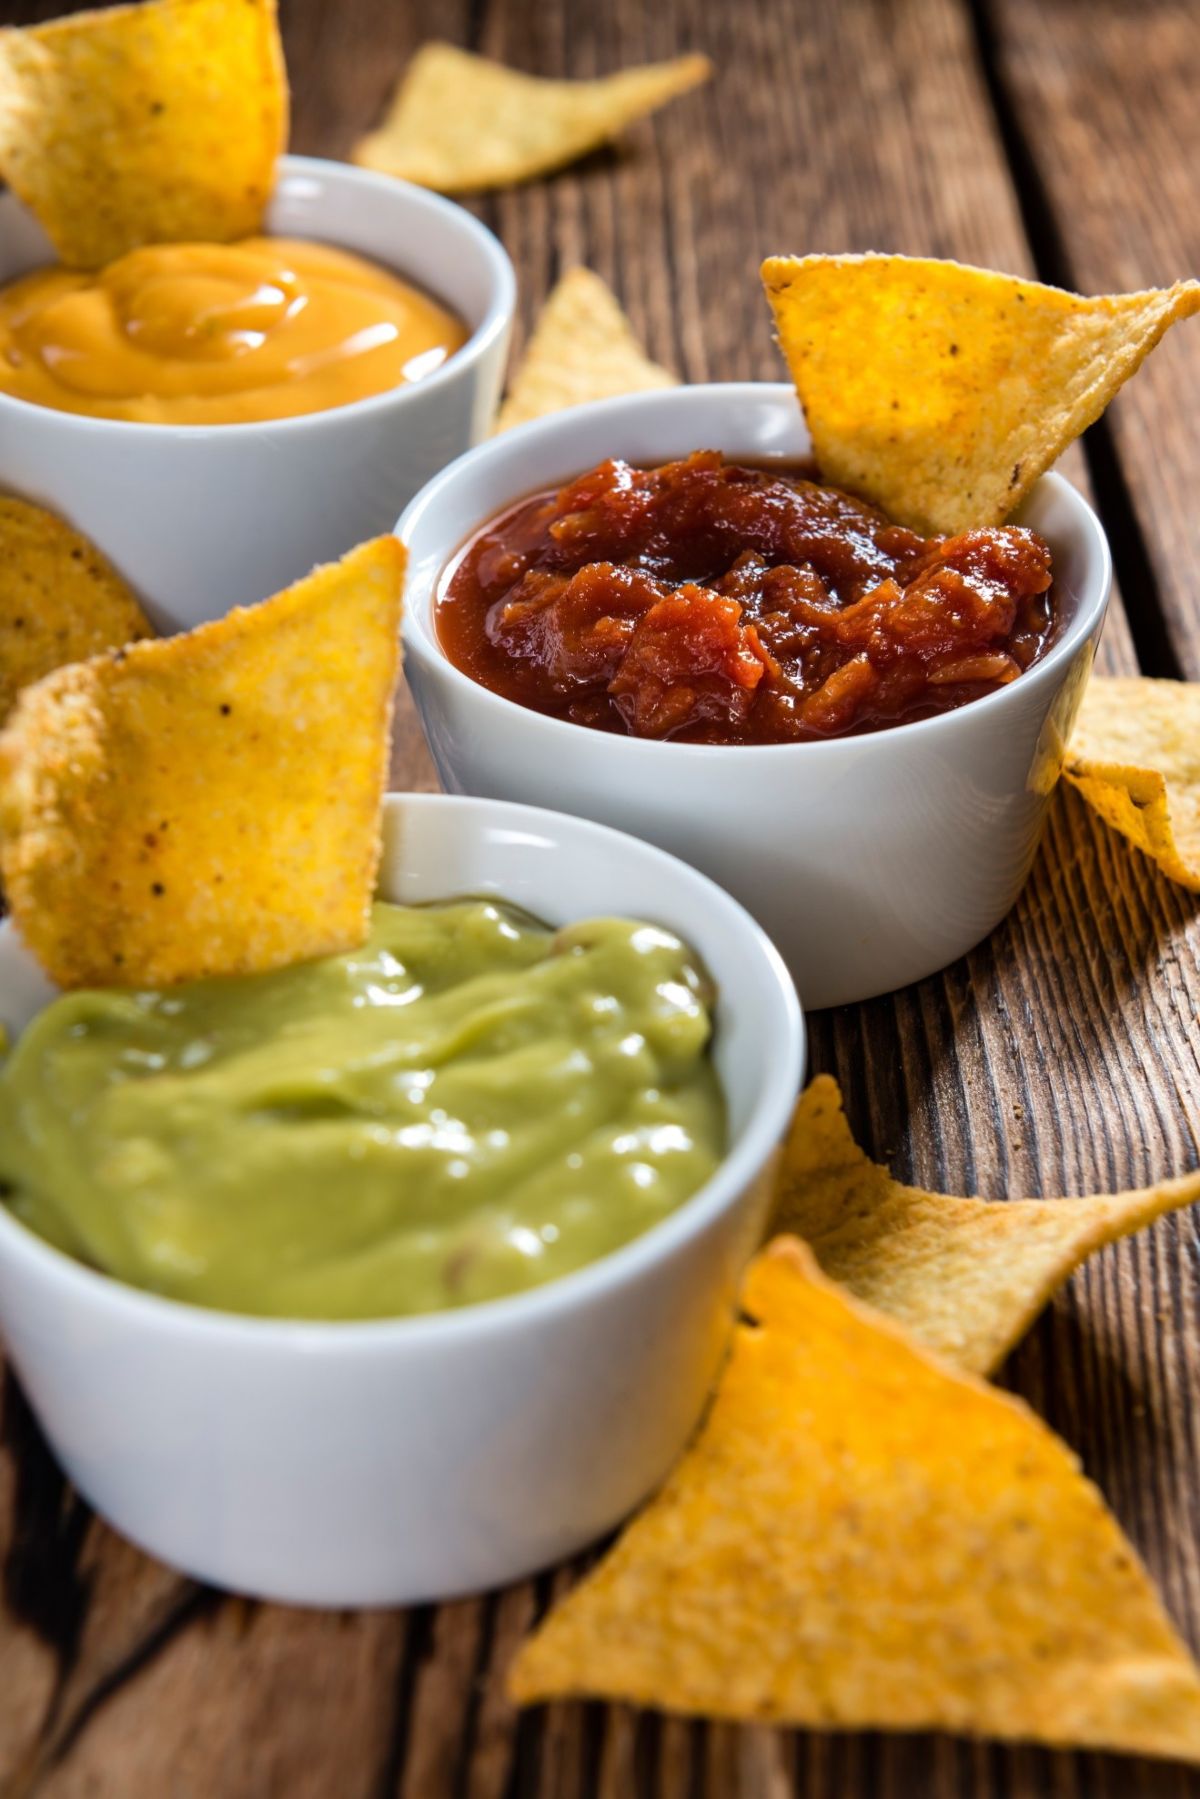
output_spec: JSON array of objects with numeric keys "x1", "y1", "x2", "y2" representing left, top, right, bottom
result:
[{"x1": 435, "y1": 452, "x2": 1056, "y2": 743}]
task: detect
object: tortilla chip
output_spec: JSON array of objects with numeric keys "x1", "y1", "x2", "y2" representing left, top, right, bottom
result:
[
  {"x1": 769, "y1": 1076, "x2": 1200, "y2": 1375},
  {"x1": 494, "y1": 269, "x2": 676, "y2": 433},
  {"x1": 0, "y1": 0, "x2": 288, "y2": 268},
  {"x1": 761, "y1": 254, "x2": 1200, "y2": 535},
  {"x1": 0, "y1": 497, "x2": 151, "y2": 725},
  {"x1": 353, "y1": 43, "x2": 710, "y2": 194},
  {"x1": 511, "y1": 1238, "x2": 1200, "y2": 1760},
  {"x1": 1063, "y1": 676, "x2": 1200, "y2": 890},
  {"x1": 0, "y1": 537, "x2": 404, "y2": 989}
]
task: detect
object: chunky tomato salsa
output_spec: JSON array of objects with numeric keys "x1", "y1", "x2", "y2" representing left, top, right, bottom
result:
[{"x1": 435, "y1": 452, "x2": 1056, "y2": 744}]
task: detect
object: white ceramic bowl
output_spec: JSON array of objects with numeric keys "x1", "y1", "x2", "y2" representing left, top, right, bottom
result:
[
  {"x1": 399, "y1": 383, "x2": 1112, "y2": 1008},
  {"x1": 0, "y1": 793, "x2": 802, "y2": 1605},
  {"x1": 0, "y1": 157, "x2": 515, "y2": 631}
]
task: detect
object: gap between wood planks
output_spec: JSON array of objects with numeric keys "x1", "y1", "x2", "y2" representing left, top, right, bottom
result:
[{"x1": 968, "y1": 0, "x2": 1182, "y2": 681}]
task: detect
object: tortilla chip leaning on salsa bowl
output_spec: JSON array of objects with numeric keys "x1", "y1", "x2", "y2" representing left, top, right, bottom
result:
[{"x1": 761, "y1": 253, "x2": 1200, "y2": 535}]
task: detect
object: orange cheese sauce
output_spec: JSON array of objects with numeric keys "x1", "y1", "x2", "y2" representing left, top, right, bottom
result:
[{"x1": 0, "y1": 237, "x2": 467, "y2": 424}]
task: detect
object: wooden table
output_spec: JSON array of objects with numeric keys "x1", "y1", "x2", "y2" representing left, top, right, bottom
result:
[{"x1": 2, "y1": 0, "x2": 1200, "y2": 1793}]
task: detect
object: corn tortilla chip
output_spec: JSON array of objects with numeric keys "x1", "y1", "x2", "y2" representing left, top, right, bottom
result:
[
  {"x1": 1064, "y1": 675, "x2": 1200, "y2": 891},
  {"x1": 511, "y1": 1238, "x2": 1200, "y2": 1760},
  {"x1": 354, "y1": 43, "x2": 710, "y2": 194},
  {"x1": 769, "y1": 1076, "x2": 1200, "y2": 1375},
  {"x1": 494, "y1": 268, "x2": 676, "y2": 433},
  {"x1": 761, "y1": 254, "x2": 1200, "y2": 535},
  {"x1": 0, "y1": 497, "x2": 151, "y2": 725},
  {"x1": 0, "y1": 537, "x2": 404, "y2": 989},
  {"x1": 0, "y1": 0, "x2": 288, "y2": 268}
]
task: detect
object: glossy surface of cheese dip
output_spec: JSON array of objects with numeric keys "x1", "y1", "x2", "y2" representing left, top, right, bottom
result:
[
  {"x1": 0, "y1": 237, "x2": 467, "y2": 424},
  {"x1": 0, "y1": 899, "x2": 724, "y2": 1320}
]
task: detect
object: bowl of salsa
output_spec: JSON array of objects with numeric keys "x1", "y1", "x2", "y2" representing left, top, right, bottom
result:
[
  {"x1": 0, "y1": 792, "x2": 803, "y2": 1605},
  {"x1": 399, "y1": 383, "x2": 1112, "y2": 1007},
  {"x1": 0, "y1": 157, "x2": 516, "y2": 628}
]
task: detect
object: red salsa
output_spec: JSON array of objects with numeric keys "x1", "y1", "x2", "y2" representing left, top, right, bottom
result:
[{"x1": 435, "y1": 452, "x2": 1056, "y2": 743}]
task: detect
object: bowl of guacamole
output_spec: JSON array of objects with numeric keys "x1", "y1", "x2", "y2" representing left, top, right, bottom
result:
[
  {"x1": 0, "y1": 794, "x2": 803, "y2": 1605},
  {"x1": 0, "y1": 899, "x2": 727, "y2": 1321}
]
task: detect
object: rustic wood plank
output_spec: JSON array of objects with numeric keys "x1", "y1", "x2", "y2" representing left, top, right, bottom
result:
[
  {"x1": 19, "y1": 1526, "x2": 201, "y2": 1785},
  {"x1": 459, "y1": 1585, "x2": 539, "y2": 1799},
  {"x1": 33, "y1": 1604, "x2": 410, "y2": 1798},
  {"x1": 0, "y1": 0, "x2": 1197, "y2": 1795},
  {"x1": 0, "y1": 1377, "x2": 68, "y2": 1791},
  {"x1": 395, "y1": 1597, "x2": 489, "y2": 1799},
  {"x1": 984, "y1": 0, "x2": 1200, "y2": 675}
]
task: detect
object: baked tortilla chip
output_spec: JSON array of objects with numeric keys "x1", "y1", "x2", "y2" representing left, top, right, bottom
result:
[
  {"x1": 0, "y1": 537, "x2": 404, "y2": 989},
  {"x1": 494, "y1": 268, "x2": 676, "y2": 433},
  {"x1": 0, "y1": 0, "x2": 288, "y2": 268},
  {"x1": 0, "y1": 497, "x2": 151, "y2": 724},
  {"x1": 511, "y1": 1238, "x2": 1200, "y2": 1761},
  {"x1": 1064, "y1": 675, "x2": 1200, "y2": 890},
  {"x1": 354, "y1": 43, "x2": 710, "y2": 194},
  {"x1": 769, "y1": 1076, "x2": 1200, "y2": 1375},
  {"x1": 761, "y1": 254, "x2": 1200, "y2": 535}
]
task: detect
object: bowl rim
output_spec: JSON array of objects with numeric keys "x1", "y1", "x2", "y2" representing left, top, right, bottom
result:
[
  {"x1": 0, "y1": 154, "x2": 517, "y2": 440},
  {"x1": 0, "y1": 791, "x2": 805, "y2": 1348},
  {"x1": 398, "y1": 380, "x2": 1113, "y2": 760}
]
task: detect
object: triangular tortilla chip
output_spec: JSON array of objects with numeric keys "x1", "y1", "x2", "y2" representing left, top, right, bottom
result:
[
  {"x1": 494, "y1": 268, "x2": 676, "y2": 432},
  {"x1": 1064, "y1": 675, "x2": 1200, "y2": 891},
  {"x1": 769, "y1": 1076, "x2": 1200, "y2": 1374},
  {"x1": 511, "y1": 1238, "x2": 1200, "y2": 1762},
  {"x1": 761, "y1": 254, "x2": 1200, "y2": 534},
  {"x1": 354, "y1": 43, "x2": 710, "y2": 193},
  {"x1": 0, "y1": 537, "x2": 404, "y2": 989},
  {"x1": 0, "y1": 0, "x2": 288, "y2": 268},
  {"x1": 0, "y1": 497, "x2": 151, "y2": 725}
]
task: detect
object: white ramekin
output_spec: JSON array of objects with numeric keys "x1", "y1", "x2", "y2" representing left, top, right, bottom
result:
[
  {"x1": 0, "y1": 157, "x2": 515, "y2": 631},
  {"x1": 0, "y1": 793, "x2": 803, "y2": 1605},
  {"x1": 399, "y1": 384, "x2": 1112, "y2": 1009}
]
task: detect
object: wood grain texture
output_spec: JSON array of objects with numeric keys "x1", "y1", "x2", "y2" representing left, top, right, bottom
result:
[
  {"x1": 985, "y1": 0, "x2": 1200, "y2": 677},
  {"x1": 0, "y1": 0, "x2": 1197, "y2": 1794}
]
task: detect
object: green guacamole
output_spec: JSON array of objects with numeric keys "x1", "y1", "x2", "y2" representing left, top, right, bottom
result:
[{"x1": 0, "y1": 901, "x2": 724, "y2": 1320}]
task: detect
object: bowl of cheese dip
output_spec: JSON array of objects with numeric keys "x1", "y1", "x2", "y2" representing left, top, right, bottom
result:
[{"x1": 0, "y1": 157, "x2": 515, "y2": 629}]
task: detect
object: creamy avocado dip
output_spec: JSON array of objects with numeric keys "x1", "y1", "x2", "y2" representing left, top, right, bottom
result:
[{"x1": 0, "y1": 900, "x2": 724, "y2": 1320}]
